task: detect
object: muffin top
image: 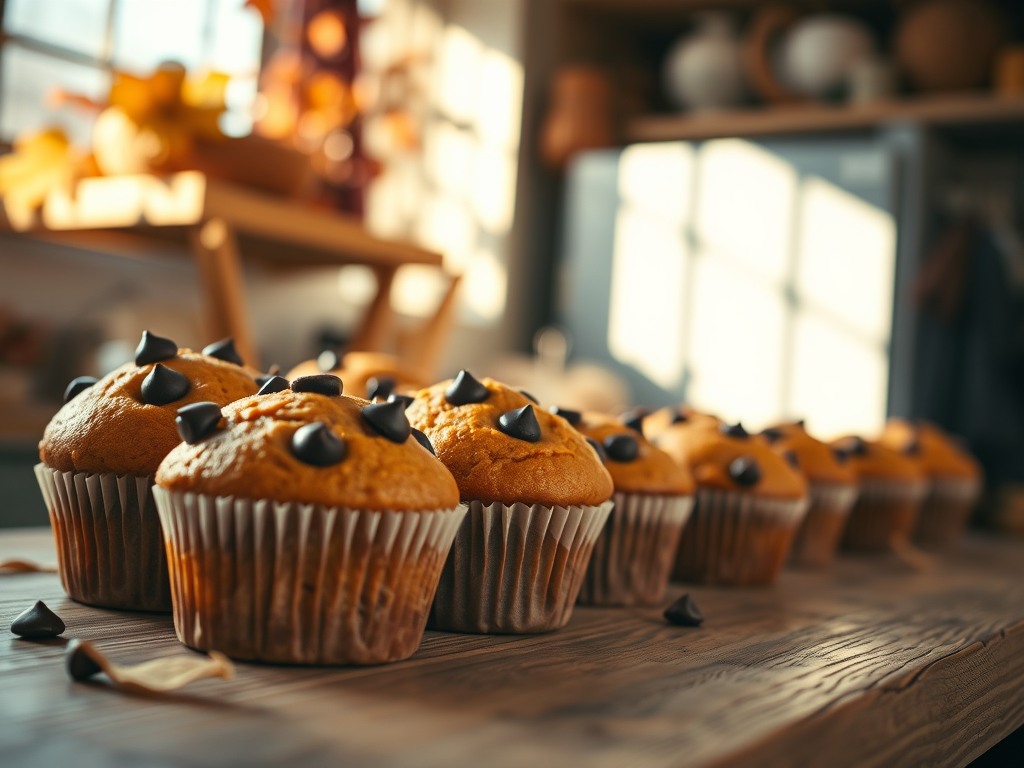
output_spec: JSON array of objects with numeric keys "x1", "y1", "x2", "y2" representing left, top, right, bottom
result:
[
  {"x1": 654, "y1": 421, "x2": 807, "y2": 499},
  {"x1": 829, "y1": 435, "x2": 928, "y2": 483},
  {"x1": 406, "y1": 372, "x2": 614, "y2": 507},
  {"x1": 156, "y1": 380, "x2": 459, "y2": 511},
  {"x1": 760, "y1": 421, "x2": 857, "y2": 487},
  {"x1": 642, "y1": 405, "x2": 721, "y2": 439},
  {"x1": 573, "y1": 412, "x2": 694, "y2": 496},
  {"x1": 40, "y1": 332, "x2": 259, "y2": 476},
  {"x1": 878, "y1": 418, "x2": 980, "y2": 481},
  {"x1": 287, "y1": 351, "x2": 424, "y2": 400}
]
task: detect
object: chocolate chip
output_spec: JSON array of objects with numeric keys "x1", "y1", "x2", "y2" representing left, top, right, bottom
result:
[
  {"x1": 257, "y1": 375, "x2": 290, "y2": 395},
  {"x1": 10, "y1": 600, "x2": 65, "y2": 639},
  {"x1": 444, "y1": 370, "x2": 489, "y2": 406},
  {"x1": 175, "y1": 402, "x2": 222, "y2": 444},
  {"x1": 904, "y1": 437, "x2": 921, "y2": 456},
  {"x1": 497, "y1": 404, "x2": 541, "y2": 442},
  {"x1": 367, "y1": 376, "x2": 396, "y2": 402},
  {"x1": 388, "y1": 393, "x2": 414, "y2": 410},
  {"x1": 603, "y1": 433, "x2": 639, "y2": 462},
  {"x1": 761, "y1": 427, "x2": 783, "y2": 443},
  {"x1": 729, "y1": 456, "x2": 761, "y2": 487},
  {"x1": 361, "y1": 400, "x2": 411, "y2": 443},
  {"x1": 671, "y1": 410, "x2": 689, "y2": 425},
  {"x1": 621, "y1": 411, "x2": 645, "y2": 435},
  {"x1": 202, "y1": 338, "x2": 243, "y2": 366},
  {"x1": 66, "y1": 639, "x2": 102, "y2": 681},
  {"x1": 835, "y1": 436, "x2": 868, "y2": 457},
  {"x1": 784, "y1": 450, "x2": 800, "y2": 469},
  {"x1": 720, "y1": 422, "x2": 749, "y2": 439},
  {"x1": 134, "y1": 330, "x2": 178, "y2": 366},
  {"x1": 664, "y1": 594, "x2": 703, "y2": 626},
  {"x1": 292, "y1": 374, "x2": 342, "y2": 396},
  {"x1": 586, "y1": 437, "x2": 606, "y2": 462},
  {"x1": 520, "y1": 390, "x2": 539, "y2": 404},
  {"x1": 411, "y1": 428, "x2": 435, "y2": 455},
  {"x1": 549, "y1": 406, "x2": 582, "y2": 426},
  {"x1": 317, "y1": 350, "x2": 339, "y2": 372},
  {"x1": 254, "y1": 373, "x2": 274, "y2": 388},
  {"x1": 832, "y1": 448, "x2": 849, "y2": 464},
  {"x1": 291, "y1": 422, "x2": 346, "y2": 466},
  {"x1": 64, "y1": 376, "x2": 98, "y2": 403},
  {"x1": 141, "y1": 364, "x2": 190, "y2": 406},
  {"x1": 795, "y1": 419, "x2": 805, "y2": 427}
]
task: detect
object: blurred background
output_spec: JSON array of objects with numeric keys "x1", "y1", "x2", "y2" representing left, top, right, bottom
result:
[{"x1": 3, "y1": 0, "x2": 1024, "y2": 532}]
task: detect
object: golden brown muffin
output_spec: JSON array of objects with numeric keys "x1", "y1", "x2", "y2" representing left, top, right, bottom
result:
[
  {"x1": 642, "y1": 405, "x2": 720, "y2": 439},
  {"x1": 575, "y1": 412, "x2": 694, "y2": 496},
  {"x1": 878, "y1": 419, "x2": 980, "y2": 480},
  {"x1": 157, "y1": 388, "x2": 459, "y2": 511},
  {"x1": 655, "y1": 422, "x2": 807, "y2": 499},
  {"x1": 760, "y1": 422, "x2": 857, "y2": 487},
  {"x1": 830, "y1": 435, "x2": 927, "y2": 483},
  {"x1": 40, "y1": 350, "x2": 259, "y2": 476},
  {"x1": 407, "y1": 375, "x2": 613, "y2": 507}
]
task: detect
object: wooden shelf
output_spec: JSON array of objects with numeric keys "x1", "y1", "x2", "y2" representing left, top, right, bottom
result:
[
  {"x1": 625, "y1": 93, "x2": 1024, "y2": 144},
  {"x1": 3, "y1": 529, "x2": 1024, "y2": 767}
]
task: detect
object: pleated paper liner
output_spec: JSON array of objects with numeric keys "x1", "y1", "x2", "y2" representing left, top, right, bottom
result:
[
  {"x1": 34, "y1": 464, "x2": 172, "y2": 612},
  {"x1": 841, "y1": 478, "x2": 929, "y2": 552},
  {"x1": 787, "y1": 482, "x2": 859, "y2": 569},
  {"x1": 428, "y1": 499, "x2": 614, "y2": 634},
  {"x1": 154, "y1": 487, "x2": 467, "y2": 665},
  {"x1": 913, "y1": 476, "x2": 981, "y2": 549},
  {"x1": 672, "y1": 489, "x2": 809, "y2": 586},
  {"x1": 577, "y1": 492, "x2": 693, "y2": 607}
]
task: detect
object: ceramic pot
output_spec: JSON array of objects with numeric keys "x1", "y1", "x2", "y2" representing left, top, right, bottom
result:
[
  {"x1": 776, "y1": 15, "x2": 875, "y2": 99},
  {"x1": 663, "y1": 13, "x2": 745, "y2": 111}
]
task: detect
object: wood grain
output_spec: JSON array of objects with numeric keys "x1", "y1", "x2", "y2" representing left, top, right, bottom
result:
[{"x1": 2, "y1": 529, "x2": 1024, "y2": 768}]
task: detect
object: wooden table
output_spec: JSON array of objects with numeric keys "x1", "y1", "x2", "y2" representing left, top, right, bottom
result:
[{"x1": 2, "y1": 527, "x2": 1024, "y2": 768}]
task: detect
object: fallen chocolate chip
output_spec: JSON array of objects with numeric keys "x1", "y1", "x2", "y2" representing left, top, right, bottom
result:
[
  {"x1": 603, "y1": 433, "x2": 639, "y2": 462},
  {"x1": 291, "y1": 422, "x2": 346, "y2": 466},
  {"x1": 202, "y1": 338, "x2": 243, "y2": 366},
  {"x1": 361, "y1": 400, "x2": 411, "y2": 443},
  {"x1": 257, "y1": 375, "x2": 290, "y2": 395},
  {"x1": 411, "y1": 428, "x2": 435, "y2": 455},
  {"x1": 664, "y1": 594, "x2": 703, "y2": 627},
  {"x1": 66, "y1": 639, "x2": 102, "y2": 681},
  {"x1": 549, "y1": 406, "x2": 582, "y2": 426},
  {"x1": 388, "y1": 393, "x2": 415, "y2": 410},
  {"x1": 621, "y1": 411, "x2": 645, "y2": 435},
  {"x1": 586, "y1": 437, "x2": 607, "y2": 462},
  {"x1": 520, "y1": 390, "x2": 539, "y2": 404},
  {"x1": 317, "y1": 350, "x2": 340, "y2": 372},
  {"x1": 720, "y1": 422, "x2": 749, "y2": 439},
  {"x1": 728, "y1": 455, "x2": 761, "y2": 487},
  {"x1": 10, "y1": 600, "x2": 65, "y2": 639},
  {"x1": 64, "y1": 376, "x2": 98, "y2": 403},
  {"x1": 141, "y1": 364, "x2": 191, "y2": 406},
  {"x1": 444, "y1": 370, "x2": 489, "y2": 406},
  {"x1": 761, "y1": 427, "x2": 783, "y2": 443},
  {"x1": 367, "y1": 376, "x2": 396, "y2": 402},
  {"x1": 135, "y1": 330, "x2": 178, "y2": 366},
  {"x1": 292, "y1": 374, "x2": 342, "y2": 396},
  {"x1": 497, "y1": 404, "x2": 541, "y2": 442},
  {"x1": 784, "y1": 450, "x2": 800, "y2": 469},
  {"x1": 175, "y1": 402, "x2": 222, "y2": 445}
]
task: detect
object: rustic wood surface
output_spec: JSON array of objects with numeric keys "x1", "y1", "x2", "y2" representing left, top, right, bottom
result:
[{"x1": 2, "y1": 527, "x2": 1024, "y2": 768}]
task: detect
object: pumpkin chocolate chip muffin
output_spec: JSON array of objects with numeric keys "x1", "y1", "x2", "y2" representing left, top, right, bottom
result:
[
  {"x1": 154, "y1": 376, "x2": 465, "y2": 665},
  {"x1": 570, "y1": 411, "x2": 695, "y2": 606},
  {"x1": 407, "y1": 371, "x2": 614, "y2": 633},
  {"x1": 35, "y1": 331, "x2": 259, "y2": 612}
]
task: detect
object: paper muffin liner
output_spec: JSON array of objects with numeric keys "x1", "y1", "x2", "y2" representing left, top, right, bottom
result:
[
  {"x1": 913, "y1": 476, "x2": 981, "y2": 549},
  {"x1": 787, "y1": 482, "x2": 859, "y2": 569},
  {"x1": 672, "y1": 488, "x2": 809, "y2": 586},
  {"x1": 34, "y1": 463, "x2": 172, "y2": 612},
  {"x1": 841, "y1": 477, "x2": 929, "y2": 552},
  {"x1": 154, "y1": 488, "x2": 467, "y2": 665},
  {"x1": 428, "y1": 499, "x2": 614, "y2": 634},
  {"x1": 576, "y1": 492, "x2": 693, "y2": 606}
]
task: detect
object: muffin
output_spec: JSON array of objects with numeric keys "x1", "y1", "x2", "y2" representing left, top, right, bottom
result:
[
  {"x1": 879, "y1": 419, "x2": 981, "y2": 548},
  {"x1": 153, "y1": 375, "x2": 464, "y2": 665},
  {"x1": 760, "y1": 422, "x2": 858, "y2": 568},
  {"x1": 641, "y1": 405, "x2": 720, "y2": 440},
  {"x1": 571, "y1": 411, "x2": 695, "y2": 606},
  {"x1": 407, "y1": 371, "x2": 614, "y2": 633},
  {"x1": 655, "y1": 420, "x2": 808, "y2": 585},
  {"x1": 830, "y1": 436, "x2": 929, "y2": 552},
  {"x1": 36, "y1": 332, "x2": 258, "y2": 611}
]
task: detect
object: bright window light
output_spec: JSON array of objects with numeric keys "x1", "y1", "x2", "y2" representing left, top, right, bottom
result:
[
  {"x1": 618, "y1": 142, "x2": 693, "y2": 228},
  {"x1": 414, "y1": 191, "x2": 476, "y2": 272},
  {"x1": 472, "y1": 143, "x2": 517, "y2": 235},
  {"x1": 4, "y1": 0, "x2": 111, "y2": 59},
  {"x1": 475, "y1": 49, "x2": 523, "y2": 150},
  {"x1": 434, "y1": 25, "x2": 481, "y2": 125},
  {"x1": 463, "y1": 249, "x2": 507, "y2": 322},
  {"x1": 112, "y1": 0, "x2": 207, "y2": 73},
  {"x1": 424, "y1": 119, "x2": 476, "y2": 198},
  {"x1": 391, "y1": 263, "x2": 448, "y2": 318}
]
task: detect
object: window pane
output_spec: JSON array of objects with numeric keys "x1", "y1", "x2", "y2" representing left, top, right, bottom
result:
[
  {"x1": 209, "y1": 0, "x2": 263, "y2": 74},
  {"x1": 4, "y1": 0, "x2": 111, "y2": 59},
  {"x1": 0, "y1": 43, "x2": 109, "y2": 143},
  {"x1": 111, "y1": 0, "x2": 206, "y2": 73}
]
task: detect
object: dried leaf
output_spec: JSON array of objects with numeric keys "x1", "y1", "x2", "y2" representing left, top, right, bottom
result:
[
  {"x1": 0, "y1": 558, "x2": 58, "y2": 574},
  {"x1": 67, "y1": 639, "x2": 234, "y2": 694}
]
